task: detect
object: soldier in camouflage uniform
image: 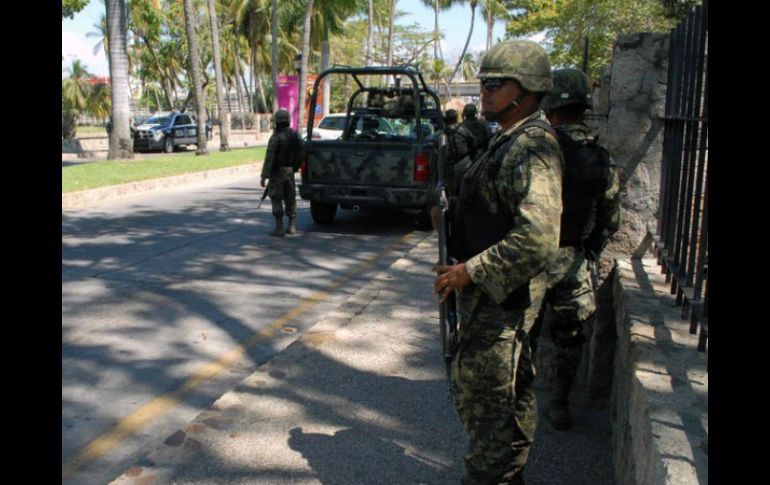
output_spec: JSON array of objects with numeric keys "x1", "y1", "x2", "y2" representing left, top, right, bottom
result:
[
  {"x1": 444, "y1": 108, "x2": 478, "y2": 196},
  {"x1": 261, "y1": 109, "x2": 303, "y2": 237},
  {"x1": 434, "y1": 39, "x2": 563, "y2": 485},
  {"x1": 532, "y1": 68, "x2": 621, "y2": 430},
  {"x1": 461, "y1": 103, "x2": 491, "y2": 152}
]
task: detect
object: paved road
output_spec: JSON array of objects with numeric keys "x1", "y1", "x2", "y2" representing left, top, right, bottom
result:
[{"x1": 62, "y1": 174, "x2": 425, "y2": 484}]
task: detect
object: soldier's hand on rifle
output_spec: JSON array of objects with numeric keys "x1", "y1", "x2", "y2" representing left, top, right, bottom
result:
[
  {"x1": 434, "y1": 263, "x2": 471, "y2": 304},
  {"x1": 261, "y1": 177, "x2": 267, "y2": 188}
]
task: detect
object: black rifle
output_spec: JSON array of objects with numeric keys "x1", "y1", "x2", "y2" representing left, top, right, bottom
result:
[
  {"x1": 258, "y1": 181, "x2": 270, "y2": 208},
  {"x1": 436, "y1": 132, "x2": 459, "y2": 402}
]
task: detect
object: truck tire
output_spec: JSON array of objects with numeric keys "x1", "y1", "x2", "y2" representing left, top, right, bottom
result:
[
  {"x1": 415, "y1": 205, "x2": 433, "y2": 230},
  {"x1": 164, "y1": 136, "x2": 174, "y2": 153},
  {"x1": 311, "y1": 201, "x2": 337, "y2": 224}
]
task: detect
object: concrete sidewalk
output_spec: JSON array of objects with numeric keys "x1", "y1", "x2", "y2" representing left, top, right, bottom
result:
[{"x1": 108, "y1": 234, "x2": 614, "y2": 485}]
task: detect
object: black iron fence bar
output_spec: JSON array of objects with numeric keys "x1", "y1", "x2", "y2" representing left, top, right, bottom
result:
[
  {"x1": 670, "y1": 8, "x2": 699, "y2": 289},
  {"x1": 649, "y1": 3, "x2": 708, "y2": 358},
  {"x1": 674, "y1": 6, "x2": 707, "y2": 305}
]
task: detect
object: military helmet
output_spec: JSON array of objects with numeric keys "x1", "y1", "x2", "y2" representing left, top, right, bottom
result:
[
  {"x1": 462, "y1": 104, "x2": 478, "y2": 117},
  {"x1": 477, "y1": 39, "x2": 553, "y2": 93},
  {"x1": 444, "y1": 109, "x2": 459, "y2": 124},
  {"x1": 273, "y1": 109, "x2": 290, "y2": 124},
  {"x1": 541, "y1": 68, "x2": 592, "y2": 112}
]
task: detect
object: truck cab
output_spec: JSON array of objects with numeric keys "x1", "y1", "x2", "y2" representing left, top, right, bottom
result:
[
  {"x1": 133, "y1": 111, "x2": 202, "y2": 153},
  {"x1": 299, "y1": 66, "x2": 444, "y2": 227}
]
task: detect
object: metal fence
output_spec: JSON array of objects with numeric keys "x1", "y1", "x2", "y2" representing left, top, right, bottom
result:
[{"x1": 648, "y1": 0, "x2": 708, "y2": 362}]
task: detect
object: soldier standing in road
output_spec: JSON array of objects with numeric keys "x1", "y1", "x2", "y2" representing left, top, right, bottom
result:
[
  {"x1": 444, "y1": 108, "x2": 478, "y2": 196},
  {"x1": 434, "y1": 39, "x2": 563, "y2": 485},
  {"x1": 531, "y1": 68, "x2": 621, "y2": 431},
  {"x1": 461, "y1": 103, "x2": 491, "y2": 153},
  {"x1": 261, "y1": 109, "x2": 303, "y2": 237}
]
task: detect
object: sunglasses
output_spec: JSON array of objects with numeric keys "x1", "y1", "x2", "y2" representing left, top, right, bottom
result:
[{"x1": 480, "y1": 78, "x2": 512, "y2": 92}]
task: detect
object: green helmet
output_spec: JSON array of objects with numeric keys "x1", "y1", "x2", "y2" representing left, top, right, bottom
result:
[
  {"x1": 462, "y1": 104, "x2": 478, "y2": 117},
  {"x1": 477, "y1": 39, "x2": 553, "y2": 93},
  {"x1": 542, "y1": 68, "x2": 592, "y2": 112},
  {"x1": 273, "y1": 109, "x2": 290, "y2": 124},
  {"x1": 444, "y1": 109, "x2": 459, "y2": 124}
]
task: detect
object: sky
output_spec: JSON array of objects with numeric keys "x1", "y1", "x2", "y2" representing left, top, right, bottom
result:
[{"x1": 61, "y1": 0, "x2": 509, "y2": 79}]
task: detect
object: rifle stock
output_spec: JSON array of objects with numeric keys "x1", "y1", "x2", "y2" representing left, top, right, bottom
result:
[{"x1": 436, "y1": 132, "x2": 458, "y2": 401}]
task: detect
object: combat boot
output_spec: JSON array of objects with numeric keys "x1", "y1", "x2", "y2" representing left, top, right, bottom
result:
[
  {"x1": 548, "y1": 341, "x2": 583, "y2": 430},
  {"x1": 286, "y1": 216, "x2": 297, "y2": 235},
  {"x1": 270, "y1": 216, "x2": 285, "y2": 237}
]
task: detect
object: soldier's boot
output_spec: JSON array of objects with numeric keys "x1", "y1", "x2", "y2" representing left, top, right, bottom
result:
[
  {"x1": 270, "y1": 216, "x2": 285, "y2": 237},
  {"x1": 548, "y1": 341, "x2": 583, "y2": 430},
  {"x1": 286, "y1": 216, "x2": 297, "y2": 235}
]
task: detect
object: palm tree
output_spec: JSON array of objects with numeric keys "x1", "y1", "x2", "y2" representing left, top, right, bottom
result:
[
  {"x1": 182, "y1": 0, "x2": 209, "y2": 155},
  {"x1": 461, "y1": 52, "x2": 478, "y2": 81},
  {"x1": 481, "y1": 0, "x2": 507, "y2": 50},
  {"x1": 447, "y1": 0, "x2": 477, "y2": 83},
  {"x1": 420, "y1": 0, "x2": 451, "y2": 66},
  {"x1": 207, "y1": 0, "x2": 230, "y2": 150},
  {"x1": 297, "y1": 0, "x2": 314, "y2": 136},
  {"x1": 62, "y1": 59, "x2": 93, "y2": 139},
  {"x1": 106, "y1": 0, "x2": 134, "y2": 159},
  {"x1": 270, "y1": 0, "x2": 279, "y2": 112},
  {"x1": 89, "y1": 82, "x2": 112, "y2": 119}
]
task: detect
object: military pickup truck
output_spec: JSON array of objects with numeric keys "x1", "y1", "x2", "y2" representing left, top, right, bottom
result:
[{"x1": 299, "y1": 66, "x2": 445, "y2": 227}]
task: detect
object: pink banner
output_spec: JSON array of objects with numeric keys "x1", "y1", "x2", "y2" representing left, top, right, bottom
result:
[
  {"x1": 277, "y1": 75, "x2": 299, "y2": 130},
  {"x1": 277, "y1": 75, "x2": 324, "y2": 131}
]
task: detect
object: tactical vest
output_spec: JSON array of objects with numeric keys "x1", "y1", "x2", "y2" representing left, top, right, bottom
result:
[
  {"x1": 556, "y1": 130, "x2": 612, "y2": 247},
  {"x1": 450, "y1": 119, "x2": 557, "y2": 310},
  {"x1": 273, "y1": 128, "x2": 300, "y2": 171},
  {"x1": 446, "y1": 125, "x2": 477, "y2": 164}
]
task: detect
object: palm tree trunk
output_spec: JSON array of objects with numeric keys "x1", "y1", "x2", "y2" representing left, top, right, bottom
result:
[
  {"x1": 449, "y1": 2, "x2": 476, "y2": 83},
  {"x1": 106, "y1": 0, "x2": 133, "y2": 159},
  {"x1": 298, "y1": 0, "x2": 314, "y2": 136},
  {"x1": 271, "y1": 0, "x2": 279, "y2": 112},
  {"x1": 387, "y1": 0, "x2": 395, "y2": 66},
  {"x1": 182, "y1": 0, "x2": 208, "y2": 155},
  {"x1": 207, "y1": 0, "x2": 229, "y2": 151},
  {"x1": 321, "y1": 36, "x2": 330, "y2": 117},
  {"x1": 366, "y1": 0, "x2": 373, "y2": 65},
  {"x1": 487, "y1": 2, "x2": 493, "y2": 50},
  {"x1": 255, "y1": 69, "x2": 268, "y2": 113}
]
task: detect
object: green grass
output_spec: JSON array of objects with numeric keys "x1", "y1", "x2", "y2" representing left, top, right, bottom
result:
[
  {"x1": 62, "y1": 148, "x2": 266, "y2": 193},
  {"x1": 75, "y1": 126, "x2": 108, "y2": 137}
]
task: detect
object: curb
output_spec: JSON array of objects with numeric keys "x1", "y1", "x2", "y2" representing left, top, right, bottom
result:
[{"x1": 62, "y1": 163, "x2": 261, "y2": 210}]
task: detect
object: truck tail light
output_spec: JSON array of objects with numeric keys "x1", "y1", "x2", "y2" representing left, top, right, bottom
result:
[
  {"x1": 414, "y1": 153, "x2": 430, "y2": 182},
  {"x1": 300, "y1": 153, "x2": 308, "y2": 177}
]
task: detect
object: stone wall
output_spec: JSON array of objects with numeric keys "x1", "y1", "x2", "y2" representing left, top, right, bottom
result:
[{"x1": 601, "y1": 33, "x2": 670, "y2": 255}]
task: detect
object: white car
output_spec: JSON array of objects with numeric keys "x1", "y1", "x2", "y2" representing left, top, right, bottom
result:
[{"x1": 310, "y1": 113, "x2": 348, "y2": 140}]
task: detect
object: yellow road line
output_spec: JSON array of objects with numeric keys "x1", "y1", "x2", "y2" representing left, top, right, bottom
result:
[{"x1": 62, "y1": 232, "x2": 414, "y2": 479}]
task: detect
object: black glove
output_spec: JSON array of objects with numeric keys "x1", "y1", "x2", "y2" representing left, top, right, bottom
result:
[
  {"x1": 260, "y1": 177, "x2": 266, "y2": 188},
  {"x1": 583, "y1": 229, "x2": 609, "y2": 262}
]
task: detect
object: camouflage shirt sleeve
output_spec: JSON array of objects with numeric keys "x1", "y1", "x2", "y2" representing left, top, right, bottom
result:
[
  {"x1": 595, "y1": 159, "x2": 621, "y2": 235},
  {"x1": 464, "y1": 118, "x2": 563, "y2": 305},
  {"x1": 261, "y1": 133, "x2": 278, "y2": 179}
]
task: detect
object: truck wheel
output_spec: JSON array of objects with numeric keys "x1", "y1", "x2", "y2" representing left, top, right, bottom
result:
[
  {"x1": 415, "y1": 206, "x2": 433, "y2": 230},
  {"x1": 311, "y1": 201, "x2": 337, "y2": 224},
  {"x1": 164, "y1": 137, "x2": 174, "y2": 153}
]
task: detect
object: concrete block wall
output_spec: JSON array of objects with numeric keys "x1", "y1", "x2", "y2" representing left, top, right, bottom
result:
[{"x1": 611, "y1": 258, "x2": 708, "y2": 485}]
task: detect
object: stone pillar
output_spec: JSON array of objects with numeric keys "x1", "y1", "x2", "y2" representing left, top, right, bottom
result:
[{"x1": 586, "y1": 32, "x2": 670, "y2": 400}]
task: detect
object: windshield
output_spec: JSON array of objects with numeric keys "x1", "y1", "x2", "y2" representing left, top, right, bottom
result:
[
  {"x1": 143, "y1": 115, "x2": 171, "y2": 126},
  {"x1": 318, "y1": 116, "x2": 347, "y2": 130}
]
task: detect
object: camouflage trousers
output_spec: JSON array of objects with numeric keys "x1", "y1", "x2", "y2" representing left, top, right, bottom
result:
[
  {"x1": 268, "y1": 167, "x2": 297, "y2": 218},
  {"x1": 529, "y1": 247, "x2": 596, "y2": 406},
  {"x1": 451, "y1": 290, "x2": 538, "y2": 483}
]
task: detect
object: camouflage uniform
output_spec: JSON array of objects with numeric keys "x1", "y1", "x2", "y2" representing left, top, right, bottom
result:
[
  {"x1": 532, "y1": 68, "x2": 621, "y2": 430},
  {"x1": 261, "y1": 109, "x2": 302, "y2": 236},
  {"x1": 445, "y1": 109, "x2": 478, "y2": 196},
  {"x1": 461, "y1": 104, "x2": 491, "y2": 153},
  {"x1": 449, "y1": 40, "x2": 562, "y2": 484}
]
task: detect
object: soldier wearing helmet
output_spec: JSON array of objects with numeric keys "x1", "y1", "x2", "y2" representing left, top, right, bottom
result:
[
  {"x1": 531, "y1": 68, "x2": 621, "y2": 431},
  {"x1": 461, "y1": 103, "x2": 491, "y2": 152},
  {"x1": 260, "y1": 109, "x2": 304, "y2": 236},
  {"x1": 444, "y1": 108, "x2": 478, "y2": 195},
  {"x1": 434, "y1": 39, "x2": 563, "y2": 485}
]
